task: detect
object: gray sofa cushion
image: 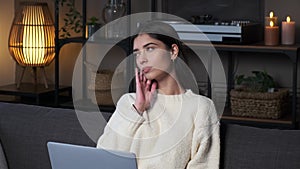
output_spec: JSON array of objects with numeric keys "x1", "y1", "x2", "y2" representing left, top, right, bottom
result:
[
  {"x1": 0, "y1": 142, "x2": 8, "y2": 169},
  {"x1": 0, "y1": 102, "x2": 101, "y2": 169},
  {"x1": 221, "y1": 124, "x2": 300, "y2": 169}
]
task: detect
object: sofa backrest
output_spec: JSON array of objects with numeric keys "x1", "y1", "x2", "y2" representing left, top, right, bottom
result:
[
  {"x1": 221, "y1": 123, "x2": 300, "y2": 169},
  {"x1": 0, "y1": 102, "x2": 112, "y2": 169},
  {"x1": 2, "y1": 102, "x2": 300, "y2": 169}
]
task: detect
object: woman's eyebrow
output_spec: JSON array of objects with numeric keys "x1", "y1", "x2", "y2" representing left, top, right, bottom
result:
[
  {"x1": 143, "y1": 42, "x2": 158, "y2": 48},
  {"x1": 133, "y1": 42, "x2": 158, "y2": 52}
]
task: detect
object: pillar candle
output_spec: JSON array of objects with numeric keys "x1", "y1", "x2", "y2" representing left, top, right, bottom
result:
[
  {"x1": 281, "y1": 16, "x2": 296, "y2": 45},
  {"x1": 265, "y1": 21, "x2": 279, "y2": 46},
  {"x1": 265, "y1": 11, "x2": 278, "y2": 26}
]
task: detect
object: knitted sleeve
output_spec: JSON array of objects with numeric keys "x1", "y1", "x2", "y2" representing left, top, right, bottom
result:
[
  {"x1": 96, "y1": 94, "x2": 145, "y2": 151},
  {"x1": 186, "y1": 99, "x2": 220, "y2": 169}
]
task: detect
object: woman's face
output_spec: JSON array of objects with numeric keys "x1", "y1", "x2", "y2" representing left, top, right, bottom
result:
[{"x1": 133, "y1": 34, "x2": 178, "y2": 81}]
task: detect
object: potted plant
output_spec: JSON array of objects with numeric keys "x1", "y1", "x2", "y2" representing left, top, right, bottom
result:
[
  {"x1": 86, "y1": 16, "x2": 102, "y2": 40},
  {"x1": 230, "y1": 70, "x2": 289, "y2": 119},
  {"x1": 235, "y1": 70, "x2": 276, "y2": 92},
  {"x1": 58, "y1": 0, "x2": 83, "y2": 38}
]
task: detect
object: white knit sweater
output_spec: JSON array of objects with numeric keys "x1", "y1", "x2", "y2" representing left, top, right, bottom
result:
[{"x1": 97, "y1": 90, "x2": 220, "y2": 169}]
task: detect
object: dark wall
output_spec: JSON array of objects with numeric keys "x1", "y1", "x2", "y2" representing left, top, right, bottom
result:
[{"x1": 162, "y1": 0, "x2": 264, "y2": 23}]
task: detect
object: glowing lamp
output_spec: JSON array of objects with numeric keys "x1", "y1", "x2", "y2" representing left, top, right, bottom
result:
[{"x1": 8, "y1": 2, "x2": 55, "y2": 88}]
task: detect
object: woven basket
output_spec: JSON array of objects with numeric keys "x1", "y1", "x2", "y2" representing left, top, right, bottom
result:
[
  {"x1": 230, "y1": 89, "x2": 289, "y2": 119},
  {"x1": 90, "y1": 70, "x2": 113, "y2": 90},
  {"x1": 89, "y1": 89, "x2": 114, "y2": 106},
  {"x1": 89, "y1": 70, "x2": 114, "y2": 106}
]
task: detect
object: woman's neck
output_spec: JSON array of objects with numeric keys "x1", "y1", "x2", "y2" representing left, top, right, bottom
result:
[{"x1": 156, "y1": 73, "x2": 185, "y2": 95}]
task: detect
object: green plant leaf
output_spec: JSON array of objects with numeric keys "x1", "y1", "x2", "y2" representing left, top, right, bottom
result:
[
  {"x1": 235, "y1": 70, "x2": 275, "y2": 92},
  {"x1": 235, "y1": 75, "x2": 244, "y2": 85},
  {"x1": 58, "y1": 0, "x2": 83, "y2": 37}
]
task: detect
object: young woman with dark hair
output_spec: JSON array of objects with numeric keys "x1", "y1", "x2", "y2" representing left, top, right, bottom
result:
[{"x1": 97, "y1": 21, "x2": 220, "y2": 169}]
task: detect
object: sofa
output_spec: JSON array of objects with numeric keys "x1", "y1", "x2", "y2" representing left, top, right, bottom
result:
[{"x1": 0, "y1": 102, "x2": 300, "y2": 169}]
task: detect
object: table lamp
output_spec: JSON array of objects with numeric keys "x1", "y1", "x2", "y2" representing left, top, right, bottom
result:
[{"x1": 8, "y1": 2, "x2": 55, "y2": 88}]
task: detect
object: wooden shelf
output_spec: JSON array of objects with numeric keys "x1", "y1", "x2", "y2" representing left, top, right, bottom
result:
[
  {"x1": 87, "y1": 37, "x2": 124, "y2": 44},
  {"x1": 0, "y1": 83, "x2": 72, "y2": 106},
  {"x1": 221, "y1": 107, "x2": 295, "y2": 128}
]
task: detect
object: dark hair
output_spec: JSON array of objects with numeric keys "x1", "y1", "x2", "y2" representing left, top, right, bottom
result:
[{"x1": 132, "y1": 21, "x2": 184, "y2": 59}]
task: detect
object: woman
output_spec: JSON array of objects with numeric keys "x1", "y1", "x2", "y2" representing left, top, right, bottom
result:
[{"x1": 97, "y1": 21, "x2": 220, "y2": 169}]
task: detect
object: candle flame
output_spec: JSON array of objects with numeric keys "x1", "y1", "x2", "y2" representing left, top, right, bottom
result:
[
  {"x1": 287, "y1": 16, "x2": 291, "y2": 22},
  {"x1": 270, "y1": 21, "x2": 274, "y2": 27},
  {"x1": 269, "y1": 11, "x2": 274, "y2": 18}
]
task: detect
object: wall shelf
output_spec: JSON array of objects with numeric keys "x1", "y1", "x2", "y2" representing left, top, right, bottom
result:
[
  {"x1": 53, "y1": 0, "x2": 134, "y2": 108},
  {"x1": 187, "y1": 41, "x2": 300, "y2": 129},
  {"x1": 53, "y1": 0, "x2": 87, "y2": 106}
]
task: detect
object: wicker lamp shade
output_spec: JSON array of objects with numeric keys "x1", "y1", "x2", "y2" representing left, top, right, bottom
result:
[{"x1": 8, "y1": 2, "x2": 55, "y2": 67}]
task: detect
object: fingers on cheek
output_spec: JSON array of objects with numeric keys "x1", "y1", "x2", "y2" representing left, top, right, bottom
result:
[
  {"x1": 147, "y1": 80, "x2": 151, "y2": 85},
  {"x1": 143, "y1": 80, "x2": 149, "y2": 90},
  {"x1": 153, "y1": 81, "x2": 157, "y2": 89},
  {"x1": 140, "y1": 73, "x2": 142, "y2": 81}
]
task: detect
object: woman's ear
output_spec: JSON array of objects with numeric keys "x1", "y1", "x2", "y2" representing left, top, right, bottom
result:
[{"x1": 170, "y1": 44, "x2": 179, "y2": 60}]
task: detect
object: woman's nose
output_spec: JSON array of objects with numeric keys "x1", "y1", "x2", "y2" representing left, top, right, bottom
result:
[{"x1": 138, "y1": 52, "x2": 148, "y2": 64}]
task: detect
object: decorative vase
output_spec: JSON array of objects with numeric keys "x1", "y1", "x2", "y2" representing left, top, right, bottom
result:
[
  {"x1": 102, "y1": 0, "x2": 126, "y2": 38},
  {"x1": 102, "y1": 0, "x2": 126, "y2": 23}
]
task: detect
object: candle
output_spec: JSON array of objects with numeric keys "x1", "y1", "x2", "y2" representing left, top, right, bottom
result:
[
  {"x1": 281, "y1": 16, "x2": 296, "y2": 45},
  {"x1": 265, "y1": 11, "x2": 278, "y2": 26},
  {"x1": 265, "y1": 21, "x2": 279, "y2": 46}
]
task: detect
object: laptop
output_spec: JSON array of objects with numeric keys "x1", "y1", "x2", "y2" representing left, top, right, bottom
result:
[{"x1": 47, "y1": 142, "x2": 137, "y2": 169}]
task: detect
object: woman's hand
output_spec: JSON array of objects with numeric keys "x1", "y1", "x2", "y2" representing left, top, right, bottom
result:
[{"x1": 134, "y1": 68, "x2": 157, "y2": 114}]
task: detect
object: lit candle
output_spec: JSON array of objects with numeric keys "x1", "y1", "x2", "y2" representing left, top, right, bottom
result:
[
  {"x1": 265, "y1": 20, "x2": 279, "y2": 46},
  {"x1": 281, "y1": 16, "x2": 296, "y2": 45},
  {"x1": 265, "y1": 11, "x2": 278, "y2": 26}
]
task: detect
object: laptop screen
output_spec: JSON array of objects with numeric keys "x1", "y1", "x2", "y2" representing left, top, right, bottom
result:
[{"x1": 47, "y1": 142, "x2": 137, "y2": 169}]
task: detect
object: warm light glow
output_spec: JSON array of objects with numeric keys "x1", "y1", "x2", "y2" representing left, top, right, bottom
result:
[
  {"x1": 269, "y1": 11, "x2": 274, "y2": 18},
  {"x1": 287, "y1": 16, "x2": 291, "y2": 23},
  {"x1": 8, "y1": 2, "x2": 55, "y2": 67},
  {"x1": 270, "y1": 21, "x2": 274, "y2": 27},
  {"x1": 22, "y1": 5, "x2": 46, "y2": 65}
]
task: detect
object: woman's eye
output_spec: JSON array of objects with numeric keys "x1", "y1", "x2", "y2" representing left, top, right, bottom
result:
[
  {"x1": 146, "y1": 47, "x2": 154, "y2": 52},
  {"x1": 133, "y1": 52, "x2": 140, "y2": 57}
]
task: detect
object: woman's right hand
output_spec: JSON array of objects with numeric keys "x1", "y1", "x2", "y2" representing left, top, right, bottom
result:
[{"x1": 134, "y1": 68, "x2": 157, "y2": 114}]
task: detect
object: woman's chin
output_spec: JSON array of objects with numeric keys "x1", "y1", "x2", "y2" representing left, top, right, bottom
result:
[
  {"x1": 144, "y1": 75, "x2": 154, "y2": 80},
  {"x1": 144, "y1": 73, "x2": 155, "y2": 81}
]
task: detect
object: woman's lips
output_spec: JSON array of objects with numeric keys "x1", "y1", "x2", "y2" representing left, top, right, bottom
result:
[{"x1": 142, "y1": 67, "x2": 152, "y2": 74}]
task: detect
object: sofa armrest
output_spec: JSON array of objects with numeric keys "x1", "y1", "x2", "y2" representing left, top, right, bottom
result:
[
  {"x1": 0, "y1": 102, "x2": 102, "y2": 169},
  {"x1": 0, "y1": 142, "x2": 8, "y2": 169}
]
